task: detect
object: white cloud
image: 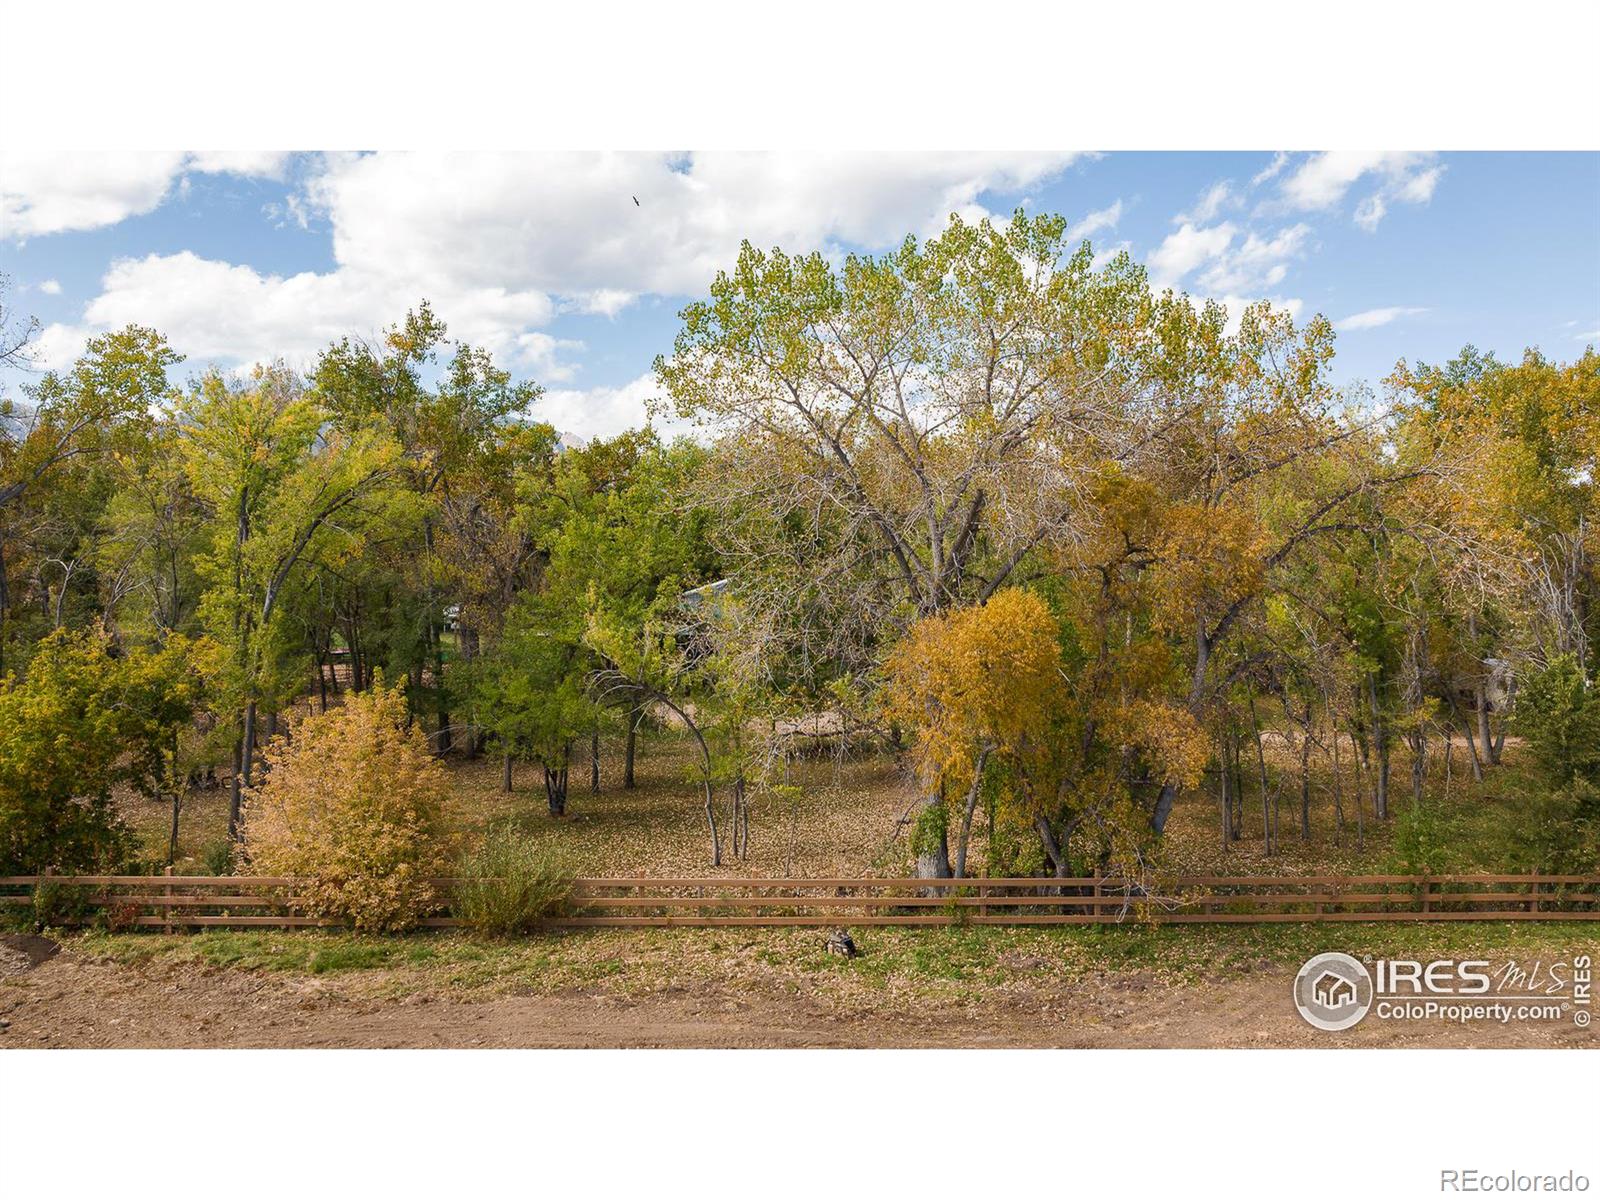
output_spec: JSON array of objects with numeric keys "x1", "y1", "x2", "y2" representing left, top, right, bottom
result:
[
  {"x1": 2, "y1": 151, "x2": 293, "y2": 238},
  {"x1": 1090, "y1": 240, "x2": 1132, "y2": 270},
  {"x1": 37, "y1": 279, "x2": 62, "y2": 295},
  {"x1": 1182, "y1": 181, "x2": 1236, "y2": 224},
  {"x1": 1064, "y1": 200, "x2": 1123, "y2": 245},
  {"x1": 186, "y1": 151, "x2": 292, "y2": 180},
  {"x1": 38, "y1": 151, "x2": 1083, "y2": 381},
  {"x1": 1198, "y1": 224, "x2": 1311, "y2": 293},
  {"x1": 1279, "y1": 152, "x2": 1445, "y2": 229},
  {"x1": 36, "y1": 250, "x2": 568, "y2": 378},
  {"x1": 1334, "y1": 305, "x2": 1428, "y2": 332},
  {"x1": 301, "y1": 151, "x2": 1080, "y2": 300},
  {"x1": 32, "y1": 322, "x2": 91, "y2": 369},
  {"x1": 537, "y1": 372, "x2": 698, "y2": 443},
  {"x1": 1148, "y1": 222, "x2": 1237, "y2": 288},
  {"x1": 1214, "y1": 294, "x2": 1303, "y2": 332},
  {"x1": 1251, "y1": 152, "x2": 1289, "y2": 186},
  {"x1": 2, "y1": 151, "x2": 186, "y2": 237},
  {"x1": 1148, "y1": 219, "x2": 1309, "y2": 295}
]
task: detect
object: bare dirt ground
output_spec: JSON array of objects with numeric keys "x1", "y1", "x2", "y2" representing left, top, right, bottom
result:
[{"x1": 4, "y1": 936, "x2": 1591, "y2": 1049}]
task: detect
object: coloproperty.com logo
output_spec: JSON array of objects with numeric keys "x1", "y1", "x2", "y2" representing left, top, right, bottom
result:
[{"x1": 1293, "y1": 951, "x2": 1593, "y2": 1032}]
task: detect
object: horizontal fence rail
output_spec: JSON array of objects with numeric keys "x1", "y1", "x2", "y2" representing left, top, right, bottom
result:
[{"x1": 3, "y1": 873, "x2": 1599, "y2": 929}]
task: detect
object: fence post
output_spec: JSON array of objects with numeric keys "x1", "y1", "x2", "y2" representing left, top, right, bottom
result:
[
  {"x1": 164, "y1": 865, "x2": 174, "y2": 935},
  {"x1": 1531, "y1": 869, "x2": 1541, "y2": 915},
  {"x1": 1093, "y1": 877, "x2": 1104, "y2": 925},
  {"x1": 1421, "y1": 874, "x2": 1431, "y2": 916},
  {"x1": 979, "y1": 868, "x2": 988, "y2": 922}
]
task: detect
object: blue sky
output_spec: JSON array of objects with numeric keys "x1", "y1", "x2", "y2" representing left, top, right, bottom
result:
[{"x1": 3, "y1": 151, "x2": 1596, "y2": 438}]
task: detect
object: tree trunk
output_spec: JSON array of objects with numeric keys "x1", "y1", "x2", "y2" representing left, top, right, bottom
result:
[
  {"x1": 913, "y1": 791, "x2": 952, "y2": 881},
  {"x1": 952, "y1": 749, "x2": 990, "y2": 879},
  {"x1": 168, "y1": 792, "x2": 181, "y2": 866},
  {"x1": 1474, "y1": 682, "x2": 1492, "y2": 757},
  {"x1": 241, "y1": 701, "x2": 259, "y2": 809},
  {"x1": 1247, "y1": 686, "x2": 1272, "y2": 855},
  {"x1": 1329, "y1": 707, "x2": 1347, "y2": 841},
  {"x1": 1151, "y1": 782, "x2": 1179, "y2": 835},
  {"x1": 1410, "y1": 725, "x2": 1428, "y2": 807},
  {"x1": 624, "y1": 708, "x2": 638, "y2": 788},
  {"x1": 503, "y1": 753, "x2": 513, "y2": 793},
  {"x1": 1299, "y1": 723, "x2": 1313, "y2": 840},
  {"x1": 1367, "y1": 673, "x2": 1390, "y2": 820},
  {"x1": 703, "y1": 777, "x2": 721, "y2": 867},
  {"x1": 544, "y1": 760, "x2": 569, "y2": 818},
  {"x1": 227, "y1": 739, "x2": 244, "y2": 841},
  {"x1": 1229, "y1": 731, "x2": 1244, "y2": 839},
  {"x1": 590, "y1": 728, "x2": 600, "y2": 793},
  {"x1": 1217, "y1": 738, "x2": 1231, "y2": 852},
  {"x1": 0, "y1": 526, "x2": 9, "y2": 679}
]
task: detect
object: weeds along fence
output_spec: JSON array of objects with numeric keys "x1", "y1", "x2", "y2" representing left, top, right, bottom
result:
[{"x1": 4, "y1": 873, "x2": 1600, "y2": 930}]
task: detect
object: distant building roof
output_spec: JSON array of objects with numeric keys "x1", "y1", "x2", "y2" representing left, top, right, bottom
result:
[{"x1": 680, "y1": 578, "x2": 731, "y2": 609}]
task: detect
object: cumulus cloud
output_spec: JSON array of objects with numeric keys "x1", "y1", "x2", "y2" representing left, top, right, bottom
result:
[
  {"x1": 300, "y1": 151, "x2": 1080, "y2": 302},
  {"x1": 1181, "y1": 181, "x2": 1237, "y2": 224},
  {"x1": 38, "y1": 249, "x2": 569, "y2": 377},
  {"x1": 185, "y1": 151, "x2": 292, "y2": 179},
  {"x1": 1148, "y1": 222, "x2": 1238, "y2": 288},
  {"x1": 1333, "y1": 305, "x2": 1427, "y2": 332},
  {"x1": 2, "y1": 152, "x2": 186, "y2": 238},
  {"x1": 37, "y1": 279, "x2": 62, "y2": 295},
  {"x1": 1279, "y1": 152, "x2": 1444, "y2": 230},
  {"x1": 2, "y1": 151, "x2": 292, "y2": 239},
  {"x1": 1064, "y1": 200, "x2": 1123, "y2": 245},
  {"x1": 37, "y1": 151, "x2": 1083, "y2": 379},
  {"x1": 536, "y1": 372, "x2": 699, "y2": 443},
  {"x1": 1148, "y1": 218, "x2": 1310, "y2": 295},
  {"x1": 1197, "y1": 224, "x2": 1311, "y2": 293}
]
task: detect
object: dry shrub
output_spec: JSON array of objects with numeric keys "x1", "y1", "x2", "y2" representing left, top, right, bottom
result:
[{"x1": 242, "y1": 684, "x2": 449, "y2": 932}]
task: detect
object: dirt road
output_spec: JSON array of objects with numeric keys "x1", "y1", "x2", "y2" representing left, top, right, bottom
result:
[{"x1": 3, "y1": 938, "x2": 1592, "y2": 1049}]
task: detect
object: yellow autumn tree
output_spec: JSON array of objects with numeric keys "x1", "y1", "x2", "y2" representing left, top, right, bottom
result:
[
  {"x1": 241, "y1": 682, "x2": 450, "y2": 932},
  {"x1": 884, "y1": 588, "x2": 1061, "y2": 877}
]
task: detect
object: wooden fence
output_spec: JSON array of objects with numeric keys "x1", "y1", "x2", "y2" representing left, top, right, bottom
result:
[{"x1": 4, "y1": 873, "x2": 1599, "y2": 929}]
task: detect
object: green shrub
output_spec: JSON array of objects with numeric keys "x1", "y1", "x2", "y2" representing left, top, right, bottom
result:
[
  {"x1": 1513, "y1": 655, "x2": 1600, "y2": 801},
  {"x1": 1389, "y1": 801, "x2": 1453, "y2": 875},
  {"x1": 29, "y1": 877, "x2": 92, "y2": 929},
  {"x1": 452, "y1": 832, "x2": 573, "y2": 937},
  {"x1": 201, "y1": 840, "x2": 236, "y2": 877}
]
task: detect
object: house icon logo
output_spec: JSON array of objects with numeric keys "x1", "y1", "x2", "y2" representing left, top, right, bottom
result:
[
  {"x1": 1313, "y1": 971, "x2": 1357, "y2": 1009},
  {"x1": 1294, "y1": 952, "x2": 1374, "y2": 1031}
]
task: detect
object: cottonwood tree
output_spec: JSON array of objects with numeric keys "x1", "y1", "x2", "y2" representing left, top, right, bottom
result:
[
  {"x1": 1, "y1": 327, "x2": 176, "y2": 673},
  {"x1": 658, "y1": 212, "x2": 1153, "y2": 871},
  {"x1": 1392, "y1": 347, "x2": 1598, "y2": 706},
  {"x1": 1119, "y1": 296, "x2": 1424, "y2": 834},
  {"x1": 314, "y1": 306, "x2": 544, "y2": 751},
  {"x1": 178, "y1": 363, "x2": 402, "y2": 838}
]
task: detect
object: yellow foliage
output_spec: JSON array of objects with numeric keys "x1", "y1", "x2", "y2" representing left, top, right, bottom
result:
[
  {"x1": 1108, "y1": 699, "x2": 1210, "y2": 791},
  {"x1": 884, "y1": 588, "x2": 1060, "y2": 793},
  {"x1": 241, "y1": 683, "x2": 450, "y2": 932}
]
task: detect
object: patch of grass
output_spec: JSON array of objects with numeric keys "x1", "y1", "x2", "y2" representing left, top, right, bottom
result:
[{"x1": 71, "y1": 917, "x2": 1597, "y2": 1018}]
